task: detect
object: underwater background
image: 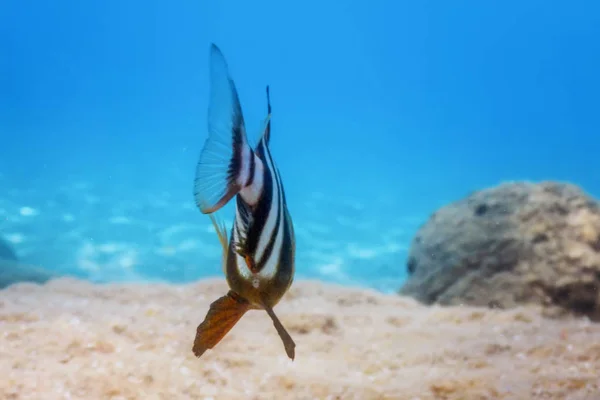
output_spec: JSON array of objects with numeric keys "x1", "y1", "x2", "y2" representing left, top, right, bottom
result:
[{"x1": 1, "y1": 0, "x2": 599, "y2": 293}]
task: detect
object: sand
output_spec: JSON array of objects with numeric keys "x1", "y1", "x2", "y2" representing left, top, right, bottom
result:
[{"x1": 1, "y1": 278, "x2": 599, "y2": 400}]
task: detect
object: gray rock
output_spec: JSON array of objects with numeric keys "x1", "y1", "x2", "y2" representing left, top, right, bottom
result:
[
  {"x1": 0, "y1": 236, "x2": 18, "y2": 261},
  {"x1": 0, "y1": 236, "x2": 56, "y2": 288},
  {"x1": 0, "y1": 259, "x2": 56, "y2": 289},
  {"x1": 399, "y1": 181, "x2": 600, "y2": 321}
]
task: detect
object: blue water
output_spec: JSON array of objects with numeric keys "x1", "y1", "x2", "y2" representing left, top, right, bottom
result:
[{"x1": 1, "y1": 1, "x2": 599, "y2": 293}]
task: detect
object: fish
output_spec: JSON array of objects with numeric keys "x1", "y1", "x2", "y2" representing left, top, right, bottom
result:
[{"x1": 191, "y1": 43, "x2": 296, "y2": 361}]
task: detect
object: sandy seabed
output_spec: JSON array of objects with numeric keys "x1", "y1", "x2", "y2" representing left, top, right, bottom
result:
[{"x1": 1, "y1": 278, "x2": 599, "y2": 400}]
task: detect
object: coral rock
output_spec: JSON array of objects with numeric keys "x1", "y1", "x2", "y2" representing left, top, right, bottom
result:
[{"x1": 400, "y1": 181, "x2": 600, "y2": 321}]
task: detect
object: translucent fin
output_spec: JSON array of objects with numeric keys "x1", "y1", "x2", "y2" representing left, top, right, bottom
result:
[
  {"x1": 248, "y1": 115, "x2": 271, "y2": 150},
  {"x1": 194, "y1": 43, "x2": 249, "y2": 214},
  {"x1": 207, "y1": 211, "x2": 229, "y2": 274},
  {"x1": 208, "y1": 212, "x2": 229, "y2": 255},
  {"x1": 254, "y1": 114, "x2": 271, "y2": 150},
  {"x1": 259, "y1": 85, "x2": 272, "y2": 146},
  {"x1": 192, "y1": 291, "x2": 250, "y2": 358}
]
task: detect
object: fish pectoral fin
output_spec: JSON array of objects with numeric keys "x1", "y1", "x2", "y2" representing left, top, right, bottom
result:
[
  {"x1": 194, "y1": 43, "x2": 251, "y2": 214},
  {"x1": 208, "y1": 212, "x2": 229, "y2": 253},
  {"x1": 207, "y1": 212, "x2": 229, "y2": 274},
  {"x1": 192, "y1": 291, "x2": 250, "y2": 358},
  {"x1": 262, "y1": 300, "x2": 296, "y2": 361}
]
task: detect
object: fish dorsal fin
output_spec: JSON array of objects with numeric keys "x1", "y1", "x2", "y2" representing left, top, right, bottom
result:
[
  {"x1": 194, "y1": 43, "x2": 249, "y2": 215},
  {"x1": 256, "y1": 85, "x2": 272, "y2": 147},
  {"x1": 256, "y1": 113, "x2": 272, "y2": 148}
]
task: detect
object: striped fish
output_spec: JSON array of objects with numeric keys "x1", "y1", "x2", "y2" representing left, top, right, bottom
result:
[{"x1": 192, "y1": 43, "x2": 296, "y2": 361}]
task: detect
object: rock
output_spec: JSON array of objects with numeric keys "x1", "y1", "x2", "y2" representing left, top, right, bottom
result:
[
  {"x1": 0, "y1": 258, "x2": 57, "y2": 289},
  {"x1": 0, "y1": 235, "x2": 56, "y2": 288},
  {"x1": 399, "y1": 181, "x2": 600, "y2": 321}
]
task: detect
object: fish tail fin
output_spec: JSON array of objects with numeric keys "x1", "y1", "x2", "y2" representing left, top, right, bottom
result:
[
  {"x1": 192, "y1": 291, "x2": 250, "y2": 358},
  {"x1": 194, "y1": 43, "x2": 254, "y2": 214},
  {"x1": 262, "y1": 297, "x2": 296, "y2": 361}
]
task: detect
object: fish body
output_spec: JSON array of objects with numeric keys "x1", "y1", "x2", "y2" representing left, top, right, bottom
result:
[{"x1": 191, "y1": 43, "x2": 296, "y2": 360}]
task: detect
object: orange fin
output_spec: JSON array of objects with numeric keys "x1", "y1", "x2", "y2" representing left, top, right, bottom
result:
[
  {"x1": 192, "y1": 291, "x2": 250, "y2": 358},
  {"x1": 262, "y1": 300, "x2": 296, "y2": 361}
]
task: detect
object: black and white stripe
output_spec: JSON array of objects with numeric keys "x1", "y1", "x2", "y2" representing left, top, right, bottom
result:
[
  {"x1": 232, "y1": 108, "x2": 293, "y2": 279},
  {"x1": 193, "y1": 43, "x2": 294, "y2": 283},
  {"x1": 233, "y1": 146, "x2": 282, "y2": 279}
]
